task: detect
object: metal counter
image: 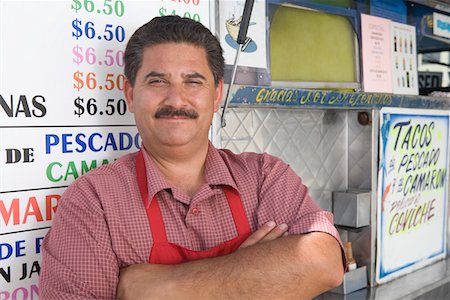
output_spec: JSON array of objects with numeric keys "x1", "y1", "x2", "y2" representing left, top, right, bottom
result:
[{"x1": 317, "y1": 256, "x2": 450, "y2": 300}]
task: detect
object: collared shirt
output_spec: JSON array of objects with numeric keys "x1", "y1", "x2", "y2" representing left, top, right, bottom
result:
[{"x1": 40, "y1": 143, "x2": 342, "y2": 299}]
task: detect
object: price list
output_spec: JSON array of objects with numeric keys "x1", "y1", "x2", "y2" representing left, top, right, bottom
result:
[
  {"x1": 159, "y1": 0, "x2": 203, "y2": 22},
  {"x1": 70, "y1": 0, "x2": 128, "y2": 121},
  {"x1": 0, "y1": 1, "x2": 211, "y2": 297}
]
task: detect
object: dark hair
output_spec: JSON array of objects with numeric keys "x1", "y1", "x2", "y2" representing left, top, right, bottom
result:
[{"x1": 124, "y1": 16, "x2": 224, "y2": 86}]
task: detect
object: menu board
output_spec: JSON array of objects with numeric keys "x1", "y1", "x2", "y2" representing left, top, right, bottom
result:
[
  {"x1": 377, "y1": 107, "x2": 449, "y2": 284},
  {"x1": 0, "y1": 0, "x2": 211, "y2": 296}
]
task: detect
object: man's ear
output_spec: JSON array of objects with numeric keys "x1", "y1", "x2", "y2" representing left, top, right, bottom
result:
[
  {"x1": 124, "y1": 79, "x2": 135, "y2": 113},
  {"x1": 213, "y1": 79, "x2": 224, "y2": 113}
]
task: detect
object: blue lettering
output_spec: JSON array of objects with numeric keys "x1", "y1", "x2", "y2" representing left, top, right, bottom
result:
[
  {"x1": 0, "y1": 240, "x2": 25, "y2": 260},
  {"x1": 120, "y1": 132, "x2": 132, "y2": 150},
  {"x1": 437, "y1": 19, "x2": 450, "y2": 32},
  {"x1": 62, "y1": 134, "x2": 73, "y2": 153},
  {"x1": 88, "y1": 133, "x2": 103, "y2": 152},
  {"x1": 135, "y1": 133, "x2": 141, "y2": 149},
  {"x1": 104, "y1": 133, "x2": 118, "y2": 151},
  {"x1": 45, "y1": 134, "x2": 59, "y2": 154},
  {"x1": 0, "y1": 243, "x2": 13, "y2": 260},
  {"x1": 75, "y1": 133, "x2": 87, "y2": 153},
  {"x1": 46, "y1": 132, "x2": 140, "y2": 154},
  {"x1": 16, "y1": 240, "x2": 25, "y2": 257},
  {"x1": 35, "y1": 237, "x2": 44, "y2": 254}
]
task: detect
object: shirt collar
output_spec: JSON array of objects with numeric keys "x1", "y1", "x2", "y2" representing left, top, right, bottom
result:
[
  {"x1": 141, "y1": 148, "x2": 172, "y2": 201},
  {"x1": 141, "y1": 142, "x2": 238, "y2": 203},
  {"x1": 204, "y1": 142, "x2": 238, "y2": 190}
]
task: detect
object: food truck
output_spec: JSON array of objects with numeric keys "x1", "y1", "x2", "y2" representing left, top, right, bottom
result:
[{"x1": 1, "y1": 0, "x2": 450, "y2": 298}]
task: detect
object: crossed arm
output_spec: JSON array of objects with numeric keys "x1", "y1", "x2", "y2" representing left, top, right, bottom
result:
[{"x1": 117, "y1": 222, "x2": 344, "y2": 300}]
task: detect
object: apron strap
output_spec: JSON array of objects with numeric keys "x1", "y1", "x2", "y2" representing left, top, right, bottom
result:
[
  {"x1": 136, "y1": 150, "x2": 168, "y2": 243},
  {"x1": 223, "y1": 186, "x2": 251, "y2": 236}
]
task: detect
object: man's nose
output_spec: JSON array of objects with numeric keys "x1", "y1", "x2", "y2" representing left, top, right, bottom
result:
[{"x1": 164, "y1": 83, "x2": 186, "y2": 107}]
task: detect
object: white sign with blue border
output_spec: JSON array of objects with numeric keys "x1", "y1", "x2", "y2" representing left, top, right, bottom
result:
[{"x1": 376, "y1": 107, "x2": 449, "y2": 283}]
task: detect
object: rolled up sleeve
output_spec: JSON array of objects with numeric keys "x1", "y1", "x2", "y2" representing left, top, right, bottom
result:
[{"x1": 39, "y1": 178, "x2": 119, "y2": 299}]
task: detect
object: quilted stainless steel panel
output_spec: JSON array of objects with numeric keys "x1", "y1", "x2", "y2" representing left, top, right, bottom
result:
[
  {"x1": 215, "y1": 108, "x2": 373, "y2": 211},
  {"x1": 348, "y1": 110, "x2": 373, "y2": 190},
  {"x1": 215, "y1": 107, "x2": 374, "y2": 282}
]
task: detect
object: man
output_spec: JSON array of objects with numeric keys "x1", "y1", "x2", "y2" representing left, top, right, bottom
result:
[{"x1": 40, "y1": 16, "x2": 344, "y2": 299}]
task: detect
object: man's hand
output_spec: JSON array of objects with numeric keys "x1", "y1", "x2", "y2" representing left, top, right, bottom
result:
[{"x1": 239, "y1": 221, "x2": 288, "y2": 249}]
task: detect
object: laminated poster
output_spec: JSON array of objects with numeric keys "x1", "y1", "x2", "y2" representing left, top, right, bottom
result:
[
  {"x1": 391, "y1": 22, "x2": 419, "y2": 95},
  {"x1": 376, "y1": 107, "x2": 449, "y2": 284}
]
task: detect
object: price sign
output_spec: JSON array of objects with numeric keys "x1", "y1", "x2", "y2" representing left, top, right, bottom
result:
[
  {"x1": 72, "y1": 71, "x2": 125, "y2": 91},
  {"x1": 73, "y1": 97, "x2": 127, "y2": 117},
  {"x1": 71, "y1": 0, "x2": 125, "y2": 17},
  {"x1": 71, "y1": 19, "x2": 126, "y2": 42},
  {"x1": 72, "y1": 46, "x2": 124, "y2": 67},
  {"x1": 156, "y1": 0, "x2": 211, "y2": 28},
  {"x1": 0, "y1": 1, "x2": 137, "y2": 126},
  {"x1": 1, "y1": 1, "x2": 212, "y2": 295}
]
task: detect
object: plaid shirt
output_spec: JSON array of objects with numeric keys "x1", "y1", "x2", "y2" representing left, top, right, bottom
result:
[{"x1": 40, "y1": 143, "x2": 342, "y2": 299}]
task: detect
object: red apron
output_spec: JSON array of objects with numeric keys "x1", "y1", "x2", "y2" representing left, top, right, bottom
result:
[{"x1": 136, "y1": 150, "x2": 251, "y2": 265}]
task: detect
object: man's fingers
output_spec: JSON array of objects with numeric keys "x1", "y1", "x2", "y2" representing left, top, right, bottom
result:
[
  {"x1": 239, "y1": 221, "x2": 276, "y2": 249},
  {"x1": 239, "y1": 221, "x2": 288, "y2": 249},
  {"x1": 261, "y1": 223, "x2": 288, "y2": 242}
]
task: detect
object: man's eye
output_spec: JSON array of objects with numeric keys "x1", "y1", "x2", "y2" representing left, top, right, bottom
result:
[{"x1": 149, "y1": 79, "x2": 165, "y2": 85}]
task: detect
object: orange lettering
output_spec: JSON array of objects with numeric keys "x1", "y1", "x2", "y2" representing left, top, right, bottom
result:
[
  {"x1": 0, "y1": 198, "x2": 20, "y2": 225},
  {"x1": 23, "y1": 197, "x2": 43, "y2": 223}
]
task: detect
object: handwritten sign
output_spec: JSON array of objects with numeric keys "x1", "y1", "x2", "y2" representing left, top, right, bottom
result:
[
  {"x1": 229, "y1": 87, "x2": 450, "y2": 110},
  {"x1": 376, "y1": 107, "x2": 449, "y2": 283}
]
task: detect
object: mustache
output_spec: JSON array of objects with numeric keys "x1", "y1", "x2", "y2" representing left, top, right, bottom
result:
[{"x1": 155, "y1": 107, "x2": 199, "y2": 119}]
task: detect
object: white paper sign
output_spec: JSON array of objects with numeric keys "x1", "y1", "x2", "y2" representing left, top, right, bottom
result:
[
  {"x1": 361, "y1": 14, "x2": 393, "y2": 93},
  {"x1": 219, "y1": 0, "x2": 267, "y2": 69}
]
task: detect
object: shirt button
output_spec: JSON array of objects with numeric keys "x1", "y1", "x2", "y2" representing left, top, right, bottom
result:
[{"x1": 192, "y1": 208, "x2": 199, "y2": 215}]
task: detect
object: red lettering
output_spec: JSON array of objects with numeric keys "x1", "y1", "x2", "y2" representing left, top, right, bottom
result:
[
  {"x1": 0, "y1": 198, "x2": 20, "y2": 226},
  {"x1": 45, "y1": 194, "x2": 60, "y2": 220},
  {"x1": 23, "y1": 197, "x2": 43, "y2": 223}
]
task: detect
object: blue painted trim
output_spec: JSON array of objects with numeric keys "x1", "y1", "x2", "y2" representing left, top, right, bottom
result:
[{"x1": 229, "y1": 86, "x2": 450, "y2": 110}]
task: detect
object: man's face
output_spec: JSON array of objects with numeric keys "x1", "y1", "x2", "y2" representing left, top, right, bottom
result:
[{"x1": 125, "y1": 42, "x2": 223, "y2": 150}]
